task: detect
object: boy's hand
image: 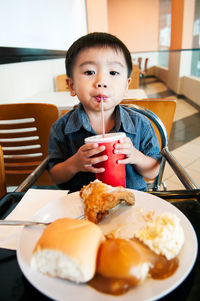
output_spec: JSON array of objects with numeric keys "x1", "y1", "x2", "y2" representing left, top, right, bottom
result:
[
  {"x1": 114, "y1": 137, "x2": 160, "y2": 179},
  {"x1": 73, "y1": 143, "x2": 108, "y2": 173},
  {"x1": 114, "y1": 137, "x2": 140, "y2": 165}
]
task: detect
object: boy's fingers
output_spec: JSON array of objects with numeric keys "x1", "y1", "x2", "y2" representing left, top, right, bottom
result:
[
  {"x1": 115, "y1": 142, "x2": 131, "y2": 149},
  {"x1": 84, "y1": 165, "x2": 105, "y2": 173},
  {"x1": 84, "y1": 143, "x2": 105, "y2": 151},
  {"x1": 114, "y1": 148, "x2": 130, "y2": 155},
  {"x1": 95, "y1": 167, "x2": 105, "y2": 173},
  {"x1": 84, "y1": 154, "x2": 108, "y2": 172},
  {"x1": 83, "y1": 144, "x2": 105, "y2": 156},
  {"x1": 117, "y1": 158, "x2": 130, "y2": 164},
  {"x1": 82, "y1": 143, "x2": 98, "y2": 151},
  {"x1": 84, "y1": 154, "x2": 107, "y2": 166},
  {"x1": 90, "y1": 155, "x2": 108, "y2": 165}
]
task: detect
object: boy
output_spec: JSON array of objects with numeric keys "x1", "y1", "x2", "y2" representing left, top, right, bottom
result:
[{"x1": 48, "y1": 32, "x2": 161, "y2": 192}]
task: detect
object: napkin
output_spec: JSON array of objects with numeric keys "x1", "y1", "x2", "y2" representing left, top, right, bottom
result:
[{"x1": 0, "y1": 189, "x2": 69, "y2": 250}]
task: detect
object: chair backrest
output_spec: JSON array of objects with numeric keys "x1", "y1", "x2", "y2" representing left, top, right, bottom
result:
[
  {"x1": 121, "y1": 98, "x2": 176, "y2": 148},
  {"x1": 144, "y1": 58, "x2": 149, "y2": 72},
  {"x1": 128, "y1": 65, "x2": 140, "y2": 89},
  {"x1": 60, "y1": 104, "x2": 79, "y2": 116},
  {"x1": 0, "y1": 103, "x2": 59, "y2": 187},
  {"x1": 0, "y1": 145, "x2": 6, "y2": 198},
  {"x1": 56, "y1": 74, "x2": 69, "y2": 91},
  {"x1": 137, "y1": 57, "x2": 142, "y2": 70}
]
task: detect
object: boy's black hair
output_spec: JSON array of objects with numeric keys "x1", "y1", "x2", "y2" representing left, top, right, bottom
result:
[{"x1": 65, "y1": 32, "x2": 132, "y2": 78}]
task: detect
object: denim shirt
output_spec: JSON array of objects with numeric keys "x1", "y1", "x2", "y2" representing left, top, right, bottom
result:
[{"x1": 48, "y1": 103, "x2": 161, "y2": 192}]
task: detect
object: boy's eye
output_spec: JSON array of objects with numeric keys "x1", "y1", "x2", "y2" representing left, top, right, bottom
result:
[
  {"x1": 110, "y1": 71, "x2": 119, "y2": 75},
  {"x1": 84, "y1": 70, "x2": 95, "y2": 75}
]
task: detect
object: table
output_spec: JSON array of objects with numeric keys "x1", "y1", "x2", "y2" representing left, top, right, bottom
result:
[
  {"x1": 0, "y1": 190, "x2": 199, "y2": 301},
  {"x1": 16, "y1": 89, "x2": 147, "y2": 111}
]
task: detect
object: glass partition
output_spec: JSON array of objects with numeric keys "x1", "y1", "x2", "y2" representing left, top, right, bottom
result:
[{"x1": 131, "y1": 48, "x2": 200, "y2": 78}]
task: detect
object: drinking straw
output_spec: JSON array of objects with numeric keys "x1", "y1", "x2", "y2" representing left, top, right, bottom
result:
[{"x1": 101, "y1": 97, "x2": 105, "y2": 137}]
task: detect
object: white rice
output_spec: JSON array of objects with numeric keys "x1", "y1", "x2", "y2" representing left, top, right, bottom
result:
[{"x1": 134, "y1": 212, "x2": 184, "y2": 260}]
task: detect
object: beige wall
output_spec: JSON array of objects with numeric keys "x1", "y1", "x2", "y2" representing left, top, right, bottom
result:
[
  {"x1": 0, "y1": 59, "x2": 66, "y2": 102},
  {"x1": 107, "y1": 0, "x2": 159, "y2": 52},
  {"x1": 182, "y1": 0, "x2": 195, "y2": 49},
  {"x1": 180, "y1": 76, "x2": 200, "y2": 106},
  {"x1": 85, "y1": 0, "x2": 108, "y2": 33},
  {"x1": 86, "y1": 0, "x2": 159, "y2": 52},
  {"x1": 168, "y1": 0, "x2": 195, "y2": 94}
]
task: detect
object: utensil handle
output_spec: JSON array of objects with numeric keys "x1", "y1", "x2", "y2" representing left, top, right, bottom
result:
[
  {"x1": 0, "y1": 220, "x2": 49, "y2": 226},
  {"x1": 0, "y1": 215, "x2": 85, "y2": 226}
]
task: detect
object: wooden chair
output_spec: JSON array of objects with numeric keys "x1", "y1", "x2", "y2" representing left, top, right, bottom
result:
[
  {"x1": 128, "y1": 65, "x2": 140, "y2": 89},
  {"x1": 137, "y1": 57, "x2": 149, "y2": 85},
  {"x1": 60, "y1": 104, "x2": 79, "y2": 116},
  {"x1": 60, "y1": 109, "x2": 70, "y2": 116},
  {"x1": 144, "y1": 58, "x2": 149, "y2": 73},
  {"x1": 121, "y1": 98, "x2": 177, "y2": 190},
  {"x1": 56, "y1": 74, "x2": 69, "y2": 91},
  {"x1": 142, "y1": 58, "x2": 149, "y2": 80},
  {"x1": 0, "y1": 145, "x2": 6, "y2": 198},
  {"x1": 137, "y1": 57, "x2": 142, "y2": 70},
  {"x1": 0, "y1": 103, "x2": 59, "y2": 188}
]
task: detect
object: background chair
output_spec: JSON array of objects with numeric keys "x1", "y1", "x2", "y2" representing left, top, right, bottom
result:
[
  {"x1": 0, "y1": 145, "x2": 6, "y2": 198},
  {"x1": 137, "y1": 57, "x2": 149, "y2": 85},
  {"x1": 128, "y1": 64, "x2": 140, "y2": 89},
  {"x1": 0, "y1": 103, "x2": 59, "y2": 190},
  {"x1": 56, "y1": 74, "x2": 69, "y2": 91},
  {"x1": 60, "y1": 104, "x2": 78, "y2": 117},
  {"x1": 137, "y1": 57, "x2": 142, "y2": 70},
  {"x1": 144, "y1": 58, "x2": 149, "y2": 73}
]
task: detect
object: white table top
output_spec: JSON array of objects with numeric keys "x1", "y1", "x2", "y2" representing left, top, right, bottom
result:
[
  {"x1": 2, "y1": 89, "x2": 147, "y2": 111},
  {"x1": 24, "y1": 92, "x2": 80, "y2": 111}
]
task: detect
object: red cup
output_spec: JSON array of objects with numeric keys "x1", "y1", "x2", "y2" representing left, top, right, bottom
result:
[{"x1": 85, "y1": 133, "x2": 126, "y2": 187}]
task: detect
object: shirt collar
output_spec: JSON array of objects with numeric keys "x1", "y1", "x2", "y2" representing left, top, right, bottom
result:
[
  {"x1": 64, "y1": 103, "x2": 95, "y2": 134},
  {"x1": 64, "y1": 103, "x2": 137, "y2": 135},
  {"x1": 115, "y1": 105, "x2": 137, "y2": 134}
]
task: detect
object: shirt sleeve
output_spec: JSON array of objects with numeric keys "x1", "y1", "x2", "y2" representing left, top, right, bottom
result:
[
  {"x1": 140, "y1": 119, "x2": 162, "y2": 162},
  {"x1": 47, "y1": 122, "x2": 69, "y2": 171}
]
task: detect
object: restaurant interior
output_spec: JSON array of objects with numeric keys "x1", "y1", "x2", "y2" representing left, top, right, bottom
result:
[{"x1": 0, "y1": 1, "x2": 200, "y2": 301}]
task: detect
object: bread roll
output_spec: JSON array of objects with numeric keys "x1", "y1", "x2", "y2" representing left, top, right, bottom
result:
[{"x1": 31, "y1": 218, "x2": 104, "y2": 283}]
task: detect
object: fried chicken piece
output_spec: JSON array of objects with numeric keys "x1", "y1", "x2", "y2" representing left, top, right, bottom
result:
[{"x1": 80, "y1": 180, "x2": 135, "y2": 224}]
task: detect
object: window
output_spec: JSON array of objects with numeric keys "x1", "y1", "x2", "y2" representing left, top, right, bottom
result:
[
  {"x1": 158, "y1": 0, "x2": 171, "y2": 67},
  {"x1": 191, "y1": 0, "x2": 200, "y2": 77}
]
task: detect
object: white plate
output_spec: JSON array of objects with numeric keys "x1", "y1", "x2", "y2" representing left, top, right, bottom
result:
[{"x1": 17, "y1": 190, "x2": 198, "y2": 301}]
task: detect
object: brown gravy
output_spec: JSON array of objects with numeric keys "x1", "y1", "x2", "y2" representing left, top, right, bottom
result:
[{"x1": 89, "y1": 238, "x2": 179, "y2": 296}]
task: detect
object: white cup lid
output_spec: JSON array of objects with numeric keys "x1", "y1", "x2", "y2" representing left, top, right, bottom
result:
[{"x1": 85, "y1": 132, "x2": 126, "y2": 143}]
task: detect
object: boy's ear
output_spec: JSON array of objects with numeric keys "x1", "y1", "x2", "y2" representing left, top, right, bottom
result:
[
  {"x1": 123, "y1": 77, "x2": 131, "y2": 97},
  {"x1": 66, "y1": 77, "x2": 76, "y2": 96},
  {"x1": 127, "y1": 77, "x2": 131, "y2": 88},
  {"x1": 125, "y1": 77, "x2": 131, "y2": 91}
]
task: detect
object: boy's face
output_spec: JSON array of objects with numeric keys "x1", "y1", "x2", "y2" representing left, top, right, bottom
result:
[{"x1": 67, "y1": 46, "x2": 131, "y2": 114}]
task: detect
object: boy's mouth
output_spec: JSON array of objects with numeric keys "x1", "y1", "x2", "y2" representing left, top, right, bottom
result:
[{"x1": 95, "y1": 95, "x2": 107, "y2": 102}]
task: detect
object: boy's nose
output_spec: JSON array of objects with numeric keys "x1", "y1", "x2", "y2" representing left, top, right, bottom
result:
[{"x1": 96, "y1": 83, "x2": 107, "y2": 88}]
